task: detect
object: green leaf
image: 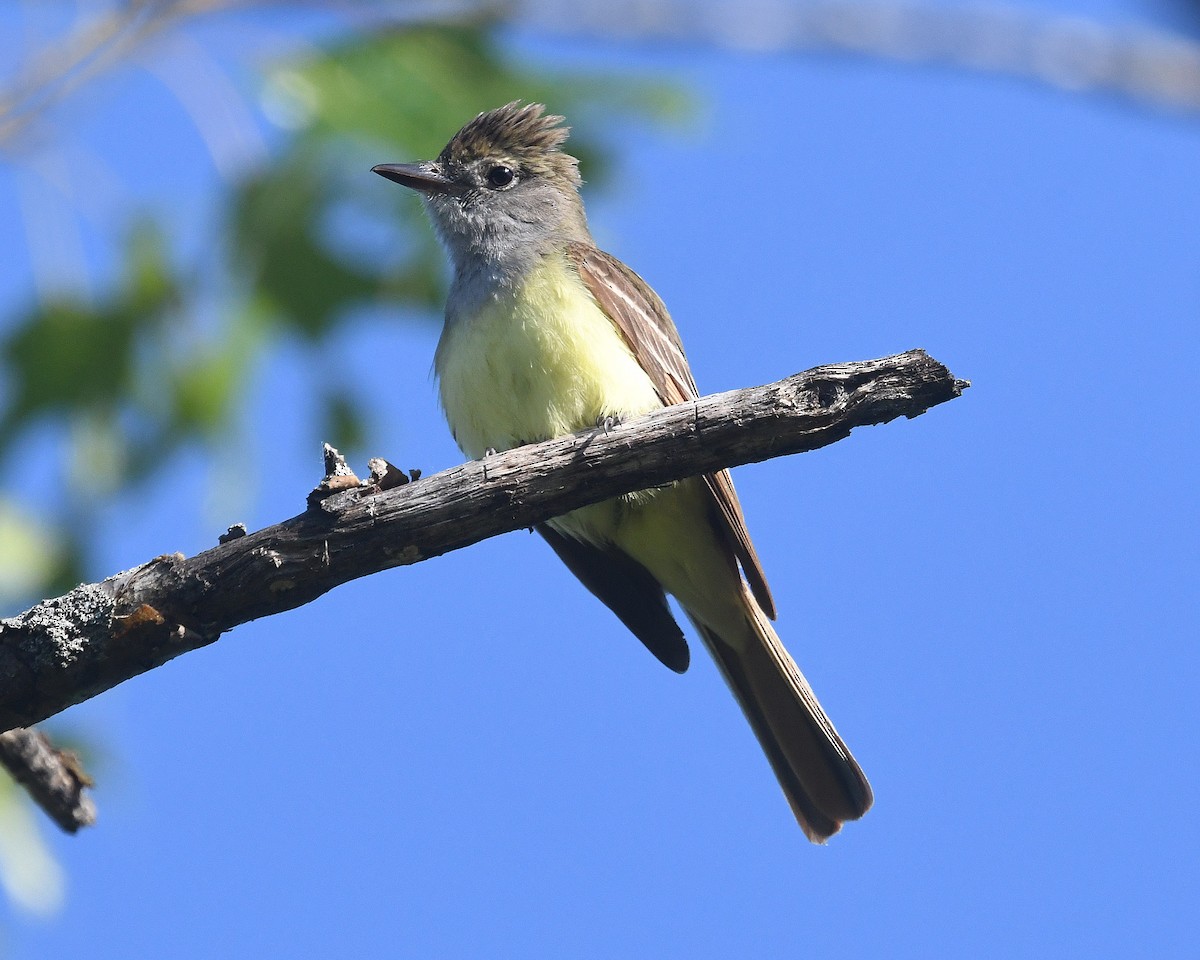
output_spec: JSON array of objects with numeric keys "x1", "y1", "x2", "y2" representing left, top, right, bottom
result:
[{"x1": 0, "y1": 220, "x2": 178, "y2": 448}]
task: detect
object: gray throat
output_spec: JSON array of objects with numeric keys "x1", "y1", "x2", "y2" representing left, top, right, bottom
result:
[{"x1": 425, "y1": 188, "x2": 591, "y2": 328}]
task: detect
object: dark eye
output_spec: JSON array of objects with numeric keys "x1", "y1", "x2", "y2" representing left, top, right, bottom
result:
[{"x1": 487, "y1": 165, "x2": 515, "y2": 188}]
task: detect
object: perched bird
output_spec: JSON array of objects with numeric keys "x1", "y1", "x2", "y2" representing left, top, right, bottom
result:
[{"x1": 373, "y1": 103, "x2": 872, "y2": 841}]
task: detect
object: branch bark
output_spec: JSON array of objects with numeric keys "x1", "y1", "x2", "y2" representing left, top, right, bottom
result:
[
  {"x1": 0, "y1": 728, "x2": 96, "y2": 833},
  {"x1": 0, "y1": 349, "x2": 967, "y2": 733}
]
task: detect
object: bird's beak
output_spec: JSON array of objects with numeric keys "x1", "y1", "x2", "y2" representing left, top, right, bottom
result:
[{"x1": 371, "y1": 162, "x2": 460, "y2": 195}]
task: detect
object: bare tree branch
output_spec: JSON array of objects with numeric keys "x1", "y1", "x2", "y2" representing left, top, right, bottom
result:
[
  {"x1": 0, "y1": 0, "x2": 246, "y2": 147},
  {"x1": 0, "y1": 349, "x2": 966, "y2": 734},
  {"x1": 0, "y1": 728, "x2": 96, "y2": 833},
  {"x1": 524, "y1": 0, "x2": 1200, "y2": 114},
  {"x1": 3, "y1": 0, "x2": 1199, "y2": 156}
]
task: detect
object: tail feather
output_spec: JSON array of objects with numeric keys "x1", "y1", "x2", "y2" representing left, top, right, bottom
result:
[{"x1": 690, "y1": 594, "x2": 873, "y2": 843}]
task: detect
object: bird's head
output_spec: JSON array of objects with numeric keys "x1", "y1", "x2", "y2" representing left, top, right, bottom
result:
[{"x1": 373, "y1": 102, "x2": 590, "y2": 271}]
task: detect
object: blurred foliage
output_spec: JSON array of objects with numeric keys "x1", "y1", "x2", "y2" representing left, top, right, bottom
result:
[
  {"x1": 0, "y1": 728, "x2": 98, "y2": 920},
  {"x1": 0, "y1": 14, "x2": 686, "y2": 915},
  {"x1": 232, "y1": 26, "x2": 685, "y2": 337},
  {"x1": 0, "y1": 223, "x2": 177, "y2": 442},
  {"x1": 0, "y1": 21, "x2": 687, "y2": 611},
  {"x1": 0, "y1": 775, "x2": 64, "y2": 917}
]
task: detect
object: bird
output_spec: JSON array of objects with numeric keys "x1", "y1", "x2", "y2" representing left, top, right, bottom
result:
[{"x1": 372, "y1": 102, "x2": 872, "y2": 841}]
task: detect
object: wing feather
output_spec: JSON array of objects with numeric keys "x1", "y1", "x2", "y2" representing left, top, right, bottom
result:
[
  {"x1": 537, "y1": 524, "x2": 690, "y2": 673},
  {"x1": 566, "y1": 242, "x2": 777, "y2": 619}
]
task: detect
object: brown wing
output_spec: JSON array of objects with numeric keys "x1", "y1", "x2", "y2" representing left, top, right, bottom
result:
[{"x1": 566, "y1": 242, "x2": 777, "y2": 620}]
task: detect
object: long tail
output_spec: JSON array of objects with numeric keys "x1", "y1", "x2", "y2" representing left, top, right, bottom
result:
[{"x1": 689, "y1": 591, "x2": 873, "y2": 843}]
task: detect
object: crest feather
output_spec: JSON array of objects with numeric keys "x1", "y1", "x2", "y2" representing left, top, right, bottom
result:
[{"x1": 439, "y1": 102, "x2": 580, "y2": 185}]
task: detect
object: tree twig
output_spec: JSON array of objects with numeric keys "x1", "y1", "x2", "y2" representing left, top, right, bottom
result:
[
  {"x1": 0, "y1": 728, "x2": 96, "y2": 833},
  {"x1": 0, "y1": 349, "x2": 967, "y2": 734},
  {"x1": 0, "y1": 0, "x2": 243, "y2": 148}
]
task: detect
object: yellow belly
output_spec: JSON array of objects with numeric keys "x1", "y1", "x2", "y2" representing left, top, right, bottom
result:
[
  {"x1": 435, "y1": 255, "x2": 745, "y2": 633},
  {"x1": 435, "y1": 256, "x2": 661, "y2": 460}
]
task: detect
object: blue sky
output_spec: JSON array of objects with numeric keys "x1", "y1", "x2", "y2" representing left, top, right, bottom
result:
[{"x1": 2, "y1": 3, "x2": 1199, "y2": 957}]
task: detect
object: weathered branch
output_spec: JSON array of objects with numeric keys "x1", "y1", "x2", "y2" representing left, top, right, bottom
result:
[
  {"x1": 0, "y1": 349, "x2": 967, "y2": 733},
  {"x1": 0, "y1": 728, "x2": 96, "y2": 833}
]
